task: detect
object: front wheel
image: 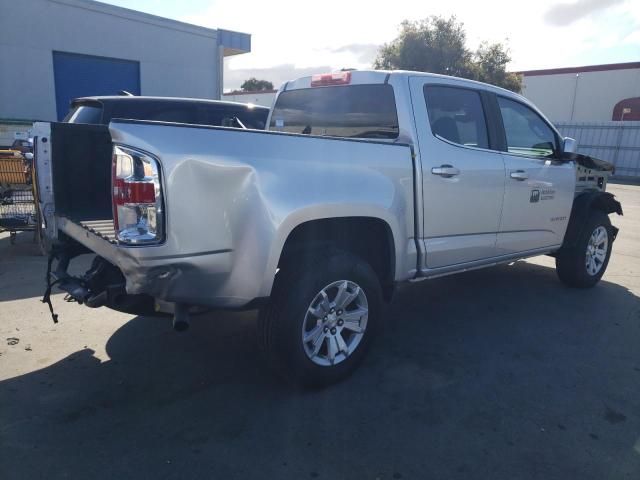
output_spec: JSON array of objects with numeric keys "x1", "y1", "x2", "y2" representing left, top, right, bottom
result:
[
  {"x1": 556, "y1": 210, "x2": 613, "y2": 288},
  {"x1": 259, "y1": 249, "x2": 382, "y2": 388}
]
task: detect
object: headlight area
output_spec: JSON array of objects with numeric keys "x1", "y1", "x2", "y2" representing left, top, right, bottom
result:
[{"x1": 112, "y1": 145, "x2": 165, "y2": 245}]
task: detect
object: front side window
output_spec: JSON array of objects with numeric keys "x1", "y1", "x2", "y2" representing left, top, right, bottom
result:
[
  {"x1": 270, "y1": 84, "x2": 399, "y2": 139},
  {"x1": 498, "y1": 97, "x2": 557, "y2": 157},
  {"x1": 424, "y1": 86, "x2": 489, "y2": 149}
]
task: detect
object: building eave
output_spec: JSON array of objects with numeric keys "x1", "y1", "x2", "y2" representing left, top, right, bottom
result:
[
  {"x1": 516, "y1": 61, "x2": 640, "y2": 77},
  {"x1": 50, "y1": 0, "x2": 220, "y2": 39}
]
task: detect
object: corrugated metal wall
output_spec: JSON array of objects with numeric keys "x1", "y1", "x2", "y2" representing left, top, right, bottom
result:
[
  {"x1": 52, "y1": 52, "x2": 141, "y2": 121},
  {"x1": 555, "y1": 121, "x2": 640, "y2": 178}
]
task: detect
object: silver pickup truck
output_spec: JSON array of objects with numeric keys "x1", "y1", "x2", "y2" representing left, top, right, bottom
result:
[{"x1": 33, "y1": 70, "x2": 622, "y2": 387}]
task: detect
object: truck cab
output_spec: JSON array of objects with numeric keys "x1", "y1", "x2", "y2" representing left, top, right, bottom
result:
[{"x1": 268, "y1": 71, "x2": 601, "y2": 272}]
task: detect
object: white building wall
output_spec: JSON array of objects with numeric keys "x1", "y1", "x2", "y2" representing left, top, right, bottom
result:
[
  {"x1": 0, "y1": 0, "x2": 223, "y2": 121},
  {"x1": 521, "y1": 68, "x2": 640, "y2": 122}
]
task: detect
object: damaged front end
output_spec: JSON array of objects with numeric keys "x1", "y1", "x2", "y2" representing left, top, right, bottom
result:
[{"x1": 571, "y1": 153, "x2": 616, "y2": 193}]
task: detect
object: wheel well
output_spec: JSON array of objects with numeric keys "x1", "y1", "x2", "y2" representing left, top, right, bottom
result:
[
  {"x1": 278, "y1": 217, "x2": 396, "y2": 301},
  {"x1": 562, "y1": 191, "x2": 622, "y2": 249},
  {"x1": 591, "y1": 192, "x2": 623, "y2": 216}
]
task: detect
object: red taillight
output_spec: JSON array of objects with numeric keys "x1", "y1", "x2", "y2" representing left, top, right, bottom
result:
[
  {"x1": 112, "y1": 146, "x2": 163, "y2": 244},
  {"x1": 310, "y1": 71, "x2": 351, "y2": 87},
  {"x1": 113, "y1": 179, "x2": 156, "y2": 205}
]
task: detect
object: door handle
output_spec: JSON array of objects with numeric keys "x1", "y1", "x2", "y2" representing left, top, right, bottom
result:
[
  {"x1": 431, "y1": 165, "x2": 460, "y2": 178},
  {"x1": 510, "y1": 170, "x2": 528, "y2": 181}
]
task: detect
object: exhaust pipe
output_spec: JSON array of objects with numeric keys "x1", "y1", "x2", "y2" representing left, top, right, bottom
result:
[{"x1": 172, "y1": 303, "x2": 190, "y2": 332}]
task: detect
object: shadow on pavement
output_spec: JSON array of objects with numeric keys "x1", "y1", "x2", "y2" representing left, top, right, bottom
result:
[
  {"x1": 1, "y1": 261, "x2": 639, "y2": 479},
  {"x1": 0, "y1": 232, "x2": 93, "y2": 302},
  {"x1": 0, "y1": 231, "x2": 46, "y2": 302}
]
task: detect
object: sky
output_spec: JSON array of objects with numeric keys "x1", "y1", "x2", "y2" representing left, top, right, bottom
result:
[{"x1": 101, "y1": 0, "x2": 640, "y2": 91}]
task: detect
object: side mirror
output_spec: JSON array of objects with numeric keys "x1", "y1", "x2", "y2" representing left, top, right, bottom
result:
[
  {"x1": 24, "y1": 152, "x2": 34, "y2": 161},
  {"x1": 562, "y1": 137, "x2": 577, "y2": 157}
]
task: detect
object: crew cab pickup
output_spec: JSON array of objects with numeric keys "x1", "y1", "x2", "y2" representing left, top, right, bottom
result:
[{"x1": 32, "y1": 70, "x2": 622, "y2": 387}]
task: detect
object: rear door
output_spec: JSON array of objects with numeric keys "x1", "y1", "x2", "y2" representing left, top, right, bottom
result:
[
  {"x1": 495, "y1": 96, "x2": 575, "y2": 254},
  {"x1": 409, "y1": 78, "x2": 506, "y2": 269}
]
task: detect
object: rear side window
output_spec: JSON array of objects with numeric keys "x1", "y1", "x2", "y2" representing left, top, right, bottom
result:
[
  {"x1": 424, "y1": 86, "x2": 489, "y2": 149},
  {"x1": 109, "y1": 102, "x2": 198, "y2": 124},
  {"x1": 200, "y1": 106, "x2": 269, "y2": 130},
  {"x1": 199, "y1": 107, "x2": 229, "y2": 128},
  {"x1": 107, "y1": 101, "x2": 268, "y2": 129},
  {"x1": 270, "y1": 84, "x2": 399, "y2": 139},
  {"x1": 64, "y1": 105, "x2": 103, "y2": 124},
  {"x1": 497, "y1": 97, "x2": 557, "y2": 157},
  {"x1": 235, "y1": 108, "x2": 269, "y2": 130}
]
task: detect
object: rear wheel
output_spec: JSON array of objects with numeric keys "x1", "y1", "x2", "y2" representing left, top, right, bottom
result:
[
  {"x1": 259, "y1": 249, "x2": 382, "y2": 388},
  {"x1": 556, "y1": 210, "x2": 613, "y2": 288}
]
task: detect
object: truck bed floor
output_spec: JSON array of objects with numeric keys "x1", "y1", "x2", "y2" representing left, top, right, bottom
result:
[{"x1": 75, "y1": 219, "x2": 116, "y2": 244}]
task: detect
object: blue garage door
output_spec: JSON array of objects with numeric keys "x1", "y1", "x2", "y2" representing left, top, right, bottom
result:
[{"x1": 53, "y1": 51, "x2": 140, "y2": 120}]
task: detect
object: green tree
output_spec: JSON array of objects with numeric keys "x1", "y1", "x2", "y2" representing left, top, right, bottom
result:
[
  {"x1": 374, "y1": 16, "x2": 521, "y2": 92},
  {"x1": 472, "y1": 42, "x2": 522, "y2": 93},
  {"x1": 240, "y1": 78, "x2": 274, "y2": 91}
]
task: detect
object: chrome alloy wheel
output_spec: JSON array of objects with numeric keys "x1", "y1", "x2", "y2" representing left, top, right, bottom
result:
[
  {"x1": 301, "y1": 280, "x2": 369, "y2": 366},
  {"x1": 585, "y1": 225, "x2": 608, "y2": 276}
]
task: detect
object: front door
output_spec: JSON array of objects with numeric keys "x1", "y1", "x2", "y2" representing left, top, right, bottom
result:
[
  {"x1": 495, "y1": 96, "x2": 575, "y2": 254},
  {"x1": 409, "y1": 78, "x2": 506, "y2": 269}
]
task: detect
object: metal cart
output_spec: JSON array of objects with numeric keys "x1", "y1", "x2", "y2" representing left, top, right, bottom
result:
[{"x1": 0, "y1": 153, "x2": 38, "y2": 244}]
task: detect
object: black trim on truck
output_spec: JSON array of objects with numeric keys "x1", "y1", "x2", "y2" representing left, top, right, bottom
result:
[
  {"x1": 561, "y1": 191, "x2": 623, "y2": 249},
  {"x1": 480, "y1": 91, "x2": 507, "y2": 152}
]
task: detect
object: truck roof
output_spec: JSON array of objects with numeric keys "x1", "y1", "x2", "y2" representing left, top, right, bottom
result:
[{"x1": 282, "y1": 69, "x2": 527, "y2": 104}]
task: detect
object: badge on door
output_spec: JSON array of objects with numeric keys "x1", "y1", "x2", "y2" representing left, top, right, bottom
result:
[{"x1": 530, "y1": 190, "x2": 540, "y2": 203}]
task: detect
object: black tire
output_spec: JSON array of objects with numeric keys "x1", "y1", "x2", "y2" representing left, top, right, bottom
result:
[
  {"x1": 259, "y1": 249, "x2": 382, "y2": 388},
  {"x1": 556, "y1": 210, "x2": 613, "y2": 288}
]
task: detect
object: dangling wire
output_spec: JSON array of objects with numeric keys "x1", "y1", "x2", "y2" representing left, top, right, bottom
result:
[{"x1": 42, "y1": 252, "x2": 60, "y2": 323}]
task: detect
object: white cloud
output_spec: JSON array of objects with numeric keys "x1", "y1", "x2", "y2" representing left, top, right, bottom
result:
[
  {"x1": 622, "y1": 29, "x2": 640, "y2": 44},
  {"x1": 543, "y1": 0, "x2": 624, "y2": 26},
  {"x1": 180, "y1": 0, "x2": 640, "y2": 89}
]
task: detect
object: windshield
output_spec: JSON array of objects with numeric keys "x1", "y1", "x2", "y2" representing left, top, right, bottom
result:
[{"x1": 270, "y1": 84, "x2": 399, "y2": 139}]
